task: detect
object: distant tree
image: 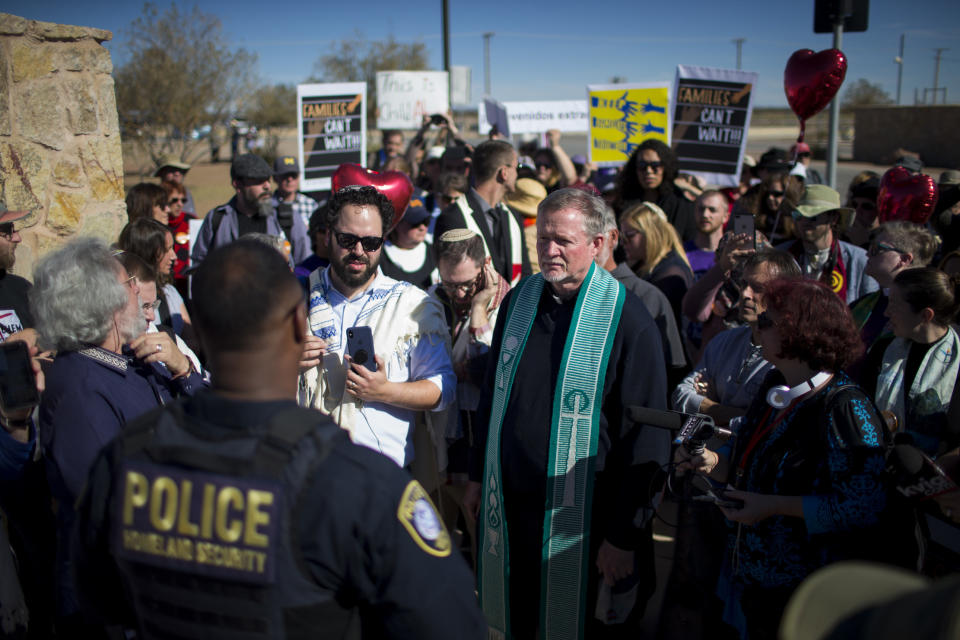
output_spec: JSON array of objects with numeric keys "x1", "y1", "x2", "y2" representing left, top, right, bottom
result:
[
  {"x1": 310, "y1": 31, "x2": 430, "y2": 126},
  {"x1": 841, "y1": 78, "x2": 894, "y2": 110},
  {"x1": 246, "y1": 83, "x2": 297, "y2": 128},
  {"x1": 243, "y1": 83, "x2": 298, "y2": 165},
  {"x1": 114, "y1": 2, "x2": 257, "y2": 168}
]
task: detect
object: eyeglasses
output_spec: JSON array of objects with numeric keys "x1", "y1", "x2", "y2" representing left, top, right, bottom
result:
[
  {"x1": 123, "y1": 274, "x2": 139, "y2": 290},
  {"x1": 867, "y1": 241, "x2": 907, "y2": 257},
  {"x1": 441, "y1": 273, "x2": 481, "y2": 294},
  {"x1": 791, "y1": 211, "x2": 832, "y2": 224},
  {"x1": 168, "y1": 197, "x2": 186, "y2": 204},
  {"x1": 0, "y1": 223, "x2": 15, "y2": 239},
  {"x1": 767, "y1": 190, "x2": 785, "y2": 198},
  {"x1": 536, "y1": 162, "x2": 554, "y2": 170},
  {"x1": 334, "y1": 231, "x2": 384, "y2": 252},
  {"x1": 636, "y1": 161, "x2": 663, "y2": 172},
  {"x1": 756, "y1": 311, "x2": 775, "y2": 331},
  {"x1": 142, "y1": 299, "x2": 162, "y2": 312}
]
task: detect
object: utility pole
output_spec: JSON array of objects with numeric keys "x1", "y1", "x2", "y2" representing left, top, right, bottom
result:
[
  {"x1": 732, "y1": 38, "x2": 745, "y2": 70},
  {"x1": 933, "y1": 47, "x2": 949, "y2": 105},
  {"x1": 894, "y1": 34, "x2": 904, "y2": 105},
  {"x1": 442, "y1": 0, "x2": 450, "y2": 105},
  {"x1": 826, "y1": 17, "x2": 843, "y2": 188},
  {"x1": 482, "y1": 32, "x2": 494, "y2": 96}
]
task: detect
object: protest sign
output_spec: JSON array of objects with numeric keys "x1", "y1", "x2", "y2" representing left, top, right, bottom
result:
[
  {"x1": 477, "y1": 100, "x2": 588, "y2": 135},
  {"x1": 587, "y1": 84, "x2": 670, "y2": 167},
  {"x1": 451, "y1": 66, "x2": 472, "y2": 105},
  {"x1": 376, "y1": 71, "x2": 449, "y2": 130},
  {"x1": 483, "y1": 98, "x2": 510, "y2": 138},
  {"x1": 672, "y1": 66, "x2": 758, "y2": 187},
  {"x1": 297, "y1": 83, "x2": 366, "y2": 192}
]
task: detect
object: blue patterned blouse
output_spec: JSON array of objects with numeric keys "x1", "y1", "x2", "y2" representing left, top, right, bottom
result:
[{"x1": 722, "y1": 371, "x2": 888, "y2": 588}]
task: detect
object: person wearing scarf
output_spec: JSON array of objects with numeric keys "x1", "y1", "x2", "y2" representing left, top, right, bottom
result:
[
  {"x1": 780, "y1": 184, "x2": 878, "y2": 304},
  {"x1": 464, "y1": 188, "x2": 669, "y2": 639}
]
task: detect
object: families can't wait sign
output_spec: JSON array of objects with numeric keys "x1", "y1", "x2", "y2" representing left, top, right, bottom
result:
[
  {"x1": 672, "y1": 65, "x2": 758, "y2": 188},
  {"x1": 587, "y1": 84, "x2": 670, "y2": 167},
  {"x1": 297, "y1": 82, "x2": 366, "y2": 192}
]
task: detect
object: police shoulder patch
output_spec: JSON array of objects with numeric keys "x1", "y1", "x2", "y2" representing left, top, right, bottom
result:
[{"x1": 396, "y1": 480, "x2": 451, "y2": 557}]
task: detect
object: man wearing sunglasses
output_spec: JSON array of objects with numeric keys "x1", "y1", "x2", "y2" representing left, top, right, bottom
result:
[
  {"x1": 780, "y1": 184, "x2": 878, "y2": 304},
  {"x1": 0, "y1": 204, "x2": 33, "y2": 342},
  {"x1": 434, "y1": 140, "x2": 531, "y2": 287},
  {"x1": 300, "y1": 185, "x2": 454, "y2": 471},
  {"x1": 192, "y1": 154, "x2": 311, "y2": 267}
]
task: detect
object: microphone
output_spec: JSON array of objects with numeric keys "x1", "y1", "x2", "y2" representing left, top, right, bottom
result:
[
  {"x1": 626, "y1": 406, "x2": 732, "y2": 455},
  {"x1": 887, "y1": 444, "x2": 958, "y2": 501}
]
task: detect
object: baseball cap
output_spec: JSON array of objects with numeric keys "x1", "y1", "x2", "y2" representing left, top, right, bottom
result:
[
  {"x1": 273, "y1": 155, "x2": 300, "y2": 177},
  {"x1": 759, "y1": 147, "x2": 791, "y2": 172},
  {"x1": 790, "y1": 142, "x2": 812, "y2": 155},
  {"x1": 402, "y1": 197, "x2": 430, "y2": 226},
  {"x1": 0, "y1": 201, "x2": 29, "y2": 225},
  {"x1": 231, "y1": 154, "x2": 273, "y2": 182}
]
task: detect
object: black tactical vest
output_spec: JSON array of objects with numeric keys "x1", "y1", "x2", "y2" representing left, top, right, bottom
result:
[{"x1": 111, "y1": 402, "x2": 360, "y2": 640}]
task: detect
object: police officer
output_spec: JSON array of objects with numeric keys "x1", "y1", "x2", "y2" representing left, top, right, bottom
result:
[
  {"x1": 74, "y1": 240, "x2": 487, "y2": 639},
  {"x1": 191, "y1": 154, "x2": 312, "y2": 267}
]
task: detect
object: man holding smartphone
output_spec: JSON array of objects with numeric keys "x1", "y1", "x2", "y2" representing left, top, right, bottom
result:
[{"x1": 299, "y1": 185, "x2": 455, "y2": 470}]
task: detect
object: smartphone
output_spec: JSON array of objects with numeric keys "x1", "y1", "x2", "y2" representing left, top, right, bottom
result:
[
  {"x1": 692, "y1": 487, "x2": 744, "y2": 510},
  {"x1": 0, "y1": 340, "x2": 40, "y2": 412},
  {"x1": 346, "y1": 326, "x2": 377, "y2": 372},
  {"x1": 732, "y1": 213, "x2": 755, "y2": 238}
]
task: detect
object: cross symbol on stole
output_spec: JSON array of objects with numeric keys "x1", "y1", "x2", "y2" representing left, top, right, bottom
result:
[{"x1": 559, "y1": 390, "x2": 591, "y2": 507}]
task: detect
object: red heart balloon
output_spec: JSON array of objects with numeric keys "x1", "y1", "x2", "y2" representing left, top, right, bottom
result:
[
  {"x1": 877, "y1": 166, "x2": 938, "y2": 225},
  {"x1": 784, "y1": 48, "x2": 847, "y2": 124},
  {"x1": 331, "y1": 164, "x2": 413, "y2": 228}
]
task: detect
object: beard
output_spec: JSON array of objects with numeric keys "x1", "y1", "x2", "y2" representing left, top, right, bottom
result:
[
  {"x1": 119, "y1": 300, "x2": 147, "y2": 344},
  {"x1": 331, "y1": 252, "x2": 379, "y2": 288},
  {"x1": 0, "y1": 245, "x2": 14, "y2": 271}
]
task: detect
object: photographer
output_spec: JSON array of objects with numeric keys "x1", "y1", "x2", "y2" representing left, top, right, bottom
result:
[{"x1": 676, "y1": 278, "x2": 893, "y2": 640}]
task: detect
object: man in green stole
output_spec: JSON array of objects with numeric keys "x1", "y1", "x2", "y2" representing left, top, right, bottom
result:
[{"x1": 465, "y1": 189, "x2": 670, "y2": 639}]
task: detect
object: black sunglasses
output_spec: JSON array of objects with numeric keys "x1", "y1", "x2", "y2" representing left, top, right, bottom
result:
[
  {"x1": 0, "y1": 223, "x2": 14, "y2": 238},
  {"x1": 636, "y1": 161, "x2": 663, "y2": 171},
  {"x1": 334, "y1": 231, "x2": 383, "y2": 252},
  {"x1": 756, "y1": 311, "x2": 775, "y2": 331}
]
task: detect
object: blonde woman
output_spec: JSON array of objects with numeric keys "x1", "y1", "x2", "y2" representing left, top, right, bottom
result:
[{"x1": 619, "y1": 201, "x2": 694, "y2": 324}]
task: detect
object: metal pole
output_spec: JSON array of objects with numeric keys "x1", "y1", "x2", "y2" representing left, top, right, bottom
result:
[
  {"x1": 482, "y1": 32, "x2": 493, "y2": 96},
  {"x1": 442, "y1": 0, "x2": 450, "y2": 105},
  {"x1": 933, "y1": 48, "x2": 948, "y2": 105},
  {"x1": 733, "y1": 38, "x2": 745, "y2": 70},
  {"x1": 826, "y1": 21, "x2": 843, "y2": 188},
  {"x1": 895, "y1": 34, "x2": 904, "y2": 105}
]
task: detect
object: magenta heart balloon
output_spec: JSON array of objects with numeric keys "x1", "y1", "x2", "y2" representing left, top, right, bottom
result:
[
  {"x1": 784, "y1": 49, "x2": 847, "y2": 139},
  {"x1": 877, "y1": 166, "x2": 938, "y2": 225},
  {"x1": 331, "y1": 164, "x2": 413, "y2": 228}
]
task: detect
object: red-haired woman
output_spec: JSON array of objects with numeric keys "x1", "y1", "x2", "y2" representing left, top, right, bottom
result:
[{"x1": 677, "y1": 278, "x2": 895, "y2": 639}]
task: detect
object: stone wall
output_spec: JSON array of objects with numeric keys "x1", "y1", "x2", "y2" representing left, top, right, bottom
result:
[
  {"x1": 0, "y1": 13, "x2": 126, "y2": 278},
  {"x1": 853, "y1": 105, "x2": 960, "y2": 169}
]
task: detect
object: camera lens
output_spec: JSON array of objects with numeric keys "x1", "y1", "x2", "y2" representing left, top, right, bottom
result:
[{"x1": 354, "y1": 349, "x2": 368, "y2": 365}]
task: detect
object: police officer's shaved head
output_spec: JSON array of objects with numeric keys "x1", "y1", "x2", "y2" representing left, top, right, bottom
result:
[{"x1": 192, "y1": 239, "x2": 302, "y2": 351}]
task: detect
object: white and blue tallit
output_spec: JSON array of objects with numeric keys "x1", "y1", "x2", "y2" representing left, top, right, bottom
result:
[{"x1": 478, "y1": 263, "x2": 624, "y2": 640}]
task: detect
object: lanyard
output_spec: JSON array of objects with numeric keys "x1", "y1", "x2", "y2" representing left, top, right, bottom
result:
[{"x1": 735, "y1": 398, "x2": 801, "y2": 478}]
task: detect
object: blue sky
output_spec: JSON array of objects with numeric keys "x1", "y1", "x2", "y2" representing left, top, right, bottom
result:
[{"x1": 9, "y1": 0, "x2": 960, "y2": 107}]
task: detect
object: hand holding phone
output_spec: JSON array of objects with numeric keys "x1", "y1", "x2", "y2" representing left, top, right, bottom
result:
[
  {"x1": 346, "y1": 326, "x2": 376, "y2": 373},
  {"x1": 0, "y1": 339, "x2": 41, "y2": 419}
]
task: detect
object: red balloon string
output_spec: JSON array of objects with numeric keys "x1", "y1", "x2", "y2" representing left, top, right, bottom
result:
[{"x1": 797, "y1": 120, "x2": 806, "y2": 144}]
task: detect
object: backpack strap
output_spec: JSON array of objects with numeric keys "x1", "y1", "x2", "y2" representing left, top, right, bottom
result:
[{"x1": 210, "y1": 205, "x2": 228, "y2": 240}]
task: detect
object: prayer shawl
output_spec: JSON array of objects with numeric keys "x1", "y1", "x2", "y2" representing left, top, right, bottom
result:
[
  {"x1": 479, "y1": 263, "x2": 625, "y2": 640},
  {"x1": 455, "y1": 195, "x2": 525, "y2": 286},
  {"x1": 299, "y1": 268, "x2": 452, "y2": 464},
  {"x1": 876, "y1": 326, "x2": 960, "y2": 448}
]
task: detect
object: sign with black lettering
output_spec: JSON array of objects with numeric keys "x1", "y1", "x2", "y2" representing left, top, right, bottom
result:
[
  {"x1": 114, "y1": 461, "x2": 281, "y2": 584},
  {"x1": 671, "y1": 66, "x2": 758, "y2": 188},
  {"x1": 297, "y1": 82, "x2": 367, "y2": 192}
]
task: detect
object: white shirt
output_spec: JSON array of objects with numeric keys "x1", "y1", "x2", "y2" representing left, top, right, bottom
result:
[{"x1": 321, "y1": 268, "x2": 455, "y2": 466}]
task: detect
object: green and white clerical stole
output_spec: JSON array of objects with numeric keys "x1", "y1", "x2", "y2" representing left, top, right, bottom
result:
[{"x1": 478, "y1": 262, "x2": 624, "y2": 640}]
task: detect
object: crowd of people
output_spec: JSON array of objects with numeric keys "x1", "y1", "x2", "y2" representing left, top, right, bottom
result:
[{"x1": 1, "y1": 116, "x2": 959, "y2": 640}]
